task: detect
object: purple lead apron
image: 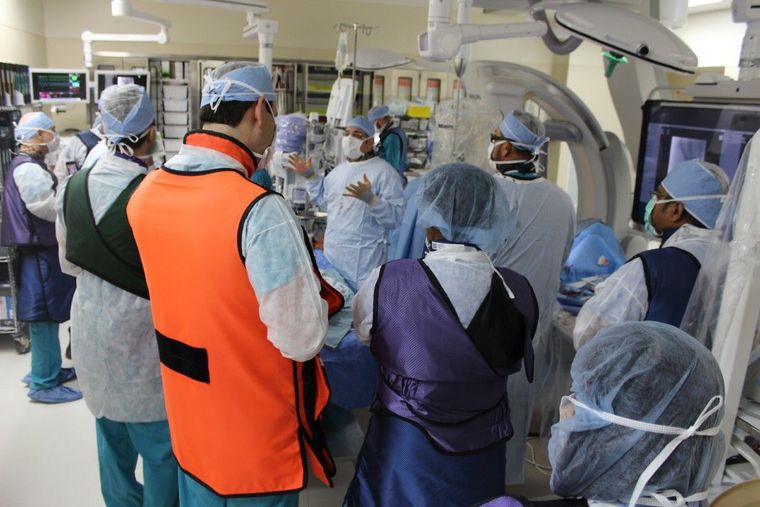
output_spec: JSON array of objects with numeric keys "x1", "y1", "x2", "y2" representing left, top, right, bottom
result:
[{"x1": 344, "y1": 258, "x2": 538, "y2": 507}]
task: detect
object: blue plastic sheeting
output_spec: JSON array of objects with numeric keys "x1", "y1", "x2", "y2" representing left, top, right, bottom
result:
[
  {"x1": 558, "y1": 220, "x2": 625, "y2": 313},
  {"x1": 314, "y1": 249, "x2": 379, "y2": 409},
  {"x1": 274, "y1": 114, "x2": 308, "y2": 154}
]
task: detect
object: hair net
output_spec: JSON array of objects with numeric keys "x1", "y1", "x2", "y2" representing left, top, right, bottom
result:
[
  {"x1": 661, "y1": 159, "x2": 728, "y2": 229},
  {"x1": 200, "y1": 62, "x2": 276, "y2": 111},
  {"x1": 498, "y1": 110, "x2": 549, "y2": 154},
  {"x1": 368, "y1": 105, "x2": 391, "y2": 122},
  {"x1": 341, "y1": 116, "x2": 373, "y2": 137},
  {"x1": 15, "y1": 112, "x2": 54, "y2": 141},
  {"x1": 98, "y1": 84, "x2": 155, "y2": 144},
  {"x1": 417, "y1": 163, "x2": 516, "y2": 255},
  {"x1": 549, "y1": 321, "x2": 724, "y2": 504}
]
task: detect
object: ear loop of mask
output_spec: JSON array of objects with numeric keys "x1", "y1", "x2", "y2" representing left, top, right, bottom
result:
[
  {"x1": 14, "y1": 125, "x2": 56, "y2": 146},
  {"x1": 563, "y1": 395, "x2": 723, "y2": 507},
  {"x1": 652, "y1": 194, "x2": 726, "y2": 205}
]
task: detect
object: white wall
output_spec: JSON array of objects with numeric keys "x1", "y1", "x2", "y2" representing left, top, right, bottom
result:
[
  {"x1": 0, "y1": 0, "x2": 47, "y2": 67},
  {"x1": 674, "y1": 9, "x2": 745, "y2": 78}
]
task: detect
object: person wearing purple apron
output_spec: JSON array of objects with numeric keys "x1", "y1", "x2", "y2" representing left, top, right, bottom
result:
[
  {"x1": 1, "y1": 112, "x2": 78, "y2": 404},
  {"x1": 345, "y1": 163, "x2": 538, "y2": 507}
]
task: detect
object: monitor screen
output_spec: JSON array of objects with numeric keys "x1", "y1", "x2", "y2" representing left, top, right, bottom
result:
[
  {"x1": 632, "y1": 100, "x2": 760, "y2": 225},
  {"x1": 30, "y1": 69, "x2": 88, "y2": 103},
  {"x1": 95, "y1": 71, "x2": 150, "y2": 100}
]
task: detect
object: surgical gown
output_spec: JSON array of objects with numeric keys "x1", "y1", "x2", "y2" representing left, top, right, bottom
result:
[
  {"x1": 573, "y1": 225, "x2": 712, "y2": 349},
  {"x1": 493, "y1": 174, "x2": 575, "y2": 485},
  {"x1": 307, "y1": 156, "x2": 404, "y2": 291}
]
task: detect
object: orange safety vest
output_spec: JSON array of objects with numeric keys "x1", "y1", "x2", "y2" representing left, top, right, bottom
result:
[{"x1": 126, "y1": 134, "x2": 337, "y2": 496}]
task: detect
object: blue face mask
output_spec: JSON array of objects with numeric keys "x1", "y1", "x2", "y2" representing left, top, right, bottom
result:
[{"x1": 643, "y1": 196, "x2": 661, "y2": 237}]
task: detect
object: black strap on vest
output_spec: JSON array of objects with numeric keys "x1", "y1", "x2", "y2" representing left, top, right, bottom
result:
[
  {"x1": 75, "y1": 130, "x2": 101, "y2": 159},
  {"x1": 466, "y1": 273, "x2": 528, "y2": 370},
  {"x1": 63, "y1": 167, "x2": 149, "y2": 299}
]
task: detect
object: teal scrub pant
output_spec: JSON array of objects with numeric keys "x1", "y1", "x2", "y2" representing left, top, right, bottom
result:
[
  {"x1": 178, "y1": 471, "x2": 299, "y2": 507},
  {"x1": 95, "y1": 417, "x2": 179, "y2": 507},
  {"x1": 29, "y1": 321, "x2": 61, "y2": 390}
]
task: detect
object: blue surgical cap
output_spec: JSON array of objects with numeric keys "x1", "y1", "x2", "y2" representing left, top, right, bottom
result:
[
  {"x1": 549, "y1": 321, "x2": 724, "y2": 502},
  {"x1": 368, "y1": 105, "x2": 391, "y2": 122},
  {"x1": 661, "y1": 159, "x2": 728, "y2": 229},
  {"x1": 417, "y1": 163, "x2": 516, "y2": 255},
  {"x1": 15, "y1": 112, "x2": 54, "y2": 141},
  {"x1": 99, "y1": 84, "x2": 155, "y2": 142},
  {"x1": 201, "y1": 62, "x2": 276, "y2": 110},
  {"x1": 498, "y1": 110, "x2": 549, "y2": 154},
  {"x1": 342, "y1": 116, "x2": 374, "y2": 137}
]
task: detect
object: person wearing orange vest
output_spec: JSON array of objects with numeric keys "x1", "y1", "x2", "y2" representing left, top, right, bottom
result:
[{"x1": 127, "y1": 62, "x2": 337, "y2": 507}]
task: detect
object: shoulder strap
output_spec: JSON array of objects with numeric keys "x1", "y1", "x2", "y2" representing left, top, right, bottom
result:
[
  {"x1": 76, "y1": 130, "x2": 100, "y2": 155},
  {"x1": 64, "y1": 169, "x2": 149, "y2": 298}
]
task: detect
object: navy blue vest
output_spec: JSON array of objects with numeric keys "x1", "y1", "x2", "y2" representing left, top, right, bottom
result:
[
  {"x1": 75, "y1": 130, "x2": 101, "y2": 162},
  {"x1": 371, "y1": 259, "x2": 537, "y2": 454},
  {"x1": 633, "y1": 246, "x2": 701, "y2": 327},
  {"x1": 1, "y1": 154, "x2": 57, "y2": 247},
  {"x1": 379, "y1": 126, "x2": 408, "y2": 174}
]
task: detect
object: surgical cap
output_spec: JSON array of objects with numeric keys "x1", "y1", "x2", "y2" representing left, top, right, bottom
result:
[
  {"x1": 417, "y1": 163, "x2": 516, "y2": 255},
  {"x1": 368, "y1": 105, "x2": 391, "y2": 122},
  {"x1": 498, "y1": 110, "x2": 549, "y2": 154},
  {"x1": 549, "y1": 321, "x2": 724, "y2": 502},
  {"x1": 200, "y1": 62, "x2": 276, "y2": 110},
  {"x1": 15, "y1": 112, "x2": 54, "y2": 141},
  {"x1": 98, "y1": 84, "x2": 155, "y2": 142},
  {"x1": 662, "y1": 159, "x2": 728, "y2": 229},
  {"x1": 342, "y1": 116, "x2": 374, "y2": 137}
]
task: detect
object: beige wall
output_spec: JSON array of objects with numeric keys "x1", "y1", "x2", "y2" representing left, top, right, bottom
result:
[
  {"x1": 42, "y1": 0, "x2": 426, "y2": 64},
  {"x1": 41, "y1": 0, "x2": 554, "y2": 69},
  {"x1": 37, "y1": 0, "x2": 557, "y2": 130},
  {"x1": 674, "y1": 9, "x2": 743, "y2": 79},
  {"x1": 0, "y1": 0, "x2": 47, "y2": 67}
]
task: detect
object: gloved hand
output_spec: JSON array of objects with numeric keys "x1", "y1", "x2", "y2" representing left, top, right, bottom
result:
[
  {"x1": 343, "y1": 174, "x2": 377, "y2": 205},
  {"x1": 288, "y1": 154, "x2": 315, "y2": 178}
]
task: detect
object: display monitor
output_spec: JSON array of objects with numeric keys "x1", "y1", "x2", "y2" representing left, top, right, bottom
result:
[
  {"x1": 632, "y1": 100, "x2": 760, "y2": 225},
  {"x1": 95, "y1": 70, "x2": 150, "y2": 100},
  {"x1": 29, "y1": 68, "x2": 88, "y2": 103}
]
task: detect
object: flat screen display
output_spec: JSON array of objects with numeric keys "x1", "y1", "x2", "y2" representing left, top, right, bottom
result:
[
  {"x1": 632, "y1": 100, "x2": 760, "y2": 225},
  {"x1": 95, "y1": 71, "x2": 150, "y2": 100},
  {"x1": 30, "y1": 69, "x2": 88, "y2": 103}
]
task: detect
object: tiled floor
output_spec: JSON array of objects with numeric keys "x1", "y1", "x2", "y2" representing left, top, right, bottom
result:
[{"x1": 0, "y1": 325, "x2": 553, "y2": 506}]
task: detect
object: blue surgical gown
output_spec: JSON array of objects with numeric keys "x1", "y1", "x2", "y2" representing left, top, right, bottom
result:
[{"x1": 307, "y1": 156, "x2": 404, "y2": 291}]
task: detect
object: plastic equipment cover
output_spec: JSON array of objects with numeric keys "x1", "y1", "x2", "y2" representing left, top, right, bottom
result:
[
  {"x1": 681, "y1": 133, "x2": 760, "y2": 355},
  {"x1": 274, "y1": 114, "x2": 308, "y2": 154},
  {"x1": 431, "y1": 97, "x2": 502, "y2": 171}
]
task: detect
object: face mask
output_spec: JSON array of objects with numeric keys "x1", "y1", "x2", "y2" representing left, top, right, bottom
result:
[
  {"x1": 342, "y1": 135, "x2": 365, "y2": 161},
  {"x1": 643, "y1": 196, "x2": 661, "y2": 237},
  {"x1": 554, "y1": 395, "x2": 723, "y2": 507},
  {"x1": 136, "y1": 132, "x2": 166, "y2": 169},
  {"x1": 487, "y1": 140, "x2": 529, "y2": 173},
  {"x1": 46, "y1": 134, "x2": 60, "y2": 153},
  {"x1": 251, "y1": 98, "x2": 276, "y2": 168}
]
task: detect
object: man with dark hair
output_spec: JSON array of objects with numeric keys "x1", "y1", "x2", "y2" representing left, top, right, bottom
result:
[
  {"x1": 574, "y1": 159, "x2": 729, "y2": 349},
  {"x1": 127, "y1": 62, "x2": 337, "y2": 507}
]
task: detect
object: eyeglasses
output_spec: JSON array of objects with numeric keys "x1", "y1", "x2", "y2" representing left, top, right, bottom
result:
[
  {"x1": 490, "y1": 133, "x2": 508, "y2": 143},
  {"x1": 649, "y1": 190, "x2": 670, "y2": 201}
]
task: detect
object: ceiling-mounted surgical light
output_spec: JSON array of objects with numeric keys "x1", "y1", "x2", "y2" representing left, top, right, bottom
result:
[{"x1": 554, "y1": 3, "x2": 698, "y2": 74}]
